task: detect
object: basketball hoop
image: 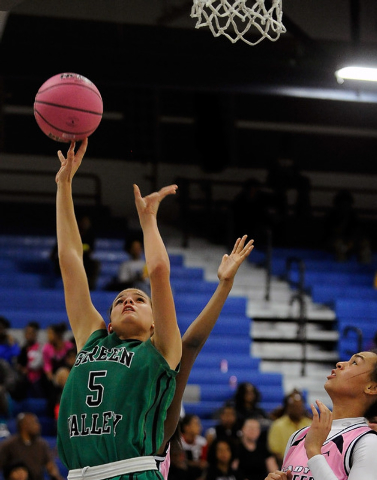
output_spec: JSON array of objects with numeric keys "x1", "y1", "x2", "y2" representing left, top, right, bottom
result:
[{"x1": 191, "y1": 0, "x2": 286, "y2": 46}]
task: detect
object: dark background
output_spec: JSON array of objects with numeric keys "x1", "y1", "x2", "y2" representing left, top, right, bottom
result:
[{"x1": 0, "y1": 0, "x2": 376, "y2": 247}]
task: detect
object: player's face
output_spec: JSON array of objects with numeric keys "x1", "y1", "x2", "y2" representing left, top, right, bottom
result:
[
  {"x1": 109, "y1": 289, "x2": 154, "y2": 340},
  {"x1": 325, "y1": 351, "x2": 377, "y2": 397}
]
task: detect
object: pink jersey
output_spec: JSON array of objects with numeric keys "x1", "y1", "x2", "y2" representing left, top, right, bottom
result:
[
  {"x1": 155, "y1": 443, "x2": 170, "y2": 480},
  {"x1": 282, "y1": 422, "x2": 376, "y2": 480}
]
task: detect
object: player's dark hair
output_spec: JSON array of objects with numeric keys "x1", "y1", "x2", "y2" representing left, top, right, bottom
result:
[{"x1": 364, "y1": 349, "x2": 377, "y2": 418}]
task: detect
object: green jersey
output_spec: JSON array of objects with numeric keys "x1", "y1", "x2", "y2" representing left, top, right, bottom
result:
[{"x1": 57, "y1": 329, "x2": 177, "y2": 477}]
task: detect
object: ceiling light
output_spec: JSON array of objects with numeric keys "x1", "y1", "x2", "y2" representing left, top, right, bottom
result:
[{"x1": 335, "y1": 66, "x2": 377, "y2": 83}]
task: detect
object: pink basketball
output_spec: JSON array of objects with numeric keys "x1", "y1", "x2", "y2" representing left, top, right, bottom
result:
[{"x1": 34, "y1": 73, "x2": 103, "y2": 143}]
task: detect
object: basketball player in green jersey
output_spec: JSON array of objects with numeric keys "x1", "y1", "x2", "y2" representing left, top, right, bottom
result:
[{"x1": 54, "y1": 138, "x2": 182, "y2": 480}]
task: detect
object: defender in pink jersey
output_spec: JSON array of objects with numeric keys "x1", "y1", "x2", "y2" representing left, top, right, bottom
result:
[{"x1": 265, "y1": 350, "x2": 377, "y2": 480}]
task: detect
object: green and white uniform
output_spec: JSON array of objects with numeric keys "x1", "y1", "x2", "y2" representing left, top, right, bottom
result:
[{"x1": 57, "y1": 329, "x2": 177, "y2": 480}]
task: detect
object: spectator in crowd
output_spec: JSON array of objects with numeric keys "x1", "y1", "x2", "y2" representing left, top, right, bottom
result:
[
  {"x1": 49, "y1": 366, "x2": 71, "y2": 420},
  {"x1": 266, "y1": 156, "x2": 312, "y2": 221},
  {"x1": 180, "y1": 414, "x2": 208, "y2": 480},
  {"x1": 236, "y1": 418, "x2": 278, "y2": 480},
  {"x1": 0, "y1": 316, "x2": 23, "y2": 401},
  {"x1": 16, "y1": 322, "x2": 45, "y2": 398},
  {"x1": 42, "y1": 322, "x2": 74, "y2": 408},
  {"x1": 267, "y1": 389, "x2": 311, "y2": 466},
  {"x1": 42, "y1": 323, "x2": 74, "y2": 383},
  {"x1": 206, "y1": 404, "x2": 239, "y2": 448},
  {"x1": 3, "y1": 462, "x2": 32, "y2": 480},
  {"x1": 0, "y1": 412, "x2": 64, "y2": 480},
  {"x1": 167, "y1": 435, "x2": 191, "y2": 480},
  {"x1": 0, "y1": 316, "x2": 20, "y2": 366},
  {"x1": 50, "y1": 214, "x2": 100, "y2": 290},
  {"x1": 105, "y1": 237, "x2": 150, "y2": 295},
  {"x1": 323, "y1": 189, "x2": 372, "y2": 264},
  {"x1": 204, "y1": 438, "x2": 242, "y2": 480},
  {"x1": 231, "y1": 382, "x2": 269, "y2": 429}
]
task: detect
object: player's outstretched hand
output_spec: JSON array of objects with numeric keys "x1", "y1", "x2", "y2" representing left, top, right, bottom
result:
[
  {"x1": 217, "y1": 235, "x2": 254, "y2": 282},
  {"x1": 56, "y1": 138, "x2": 88, "y2": 184},
  {"x1": 264, "y1": 470, "x2": 292, "y2": 480},
  {"x1": 305, "y1": 400, "x2": 332, "y2": 459},
  {"x1": 133, "y1": 184, "x2": 178, "y2": 227}
]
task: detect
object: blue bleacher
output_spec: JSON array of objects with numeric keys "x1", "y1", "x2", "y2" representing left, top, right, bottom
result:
[{"x1": 0, "y1": 233, "x2": 288, "y2": 443}]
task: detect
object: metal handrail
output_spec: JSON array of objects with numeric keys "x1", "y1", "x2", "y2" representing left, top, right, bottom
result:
[{"x1": 286, "y1": 257, "x2": 307, "y2": 376}]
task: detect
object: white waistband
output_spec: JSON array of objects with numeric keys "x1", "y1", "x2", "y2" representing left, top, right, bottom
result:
[{"x1": 67, "y1": 456, "x2": 157, "y2": 480}]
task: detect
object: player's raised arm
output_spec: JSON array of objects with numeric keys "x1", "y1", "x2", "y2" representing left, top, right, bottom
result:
[
  {"x1": 133, "y1": 184, "x2": 181, "y2": 370},
  {"x1": 55, "y1": 139, "x2": 106, "y2": 351},
  {"x1": 161, "y1": 236, "x2": 254, "y2": 445}
]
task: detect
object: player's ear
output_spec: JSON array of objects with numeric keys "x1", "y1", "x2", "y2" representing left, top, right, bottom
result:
[
  {"x1": 365, "y1": 382, "x2": 377, "y2": 397},
  {"x1": 108, "y1": 323, "x2": 113, "y2": 334},
  {"x1": 150, "y1": 322, "x2": 155, "y2": 337}
]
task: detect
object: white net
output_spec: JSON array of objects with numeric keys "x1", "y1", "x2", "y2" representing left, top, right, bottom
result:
[{"x1": 191, "y1": 0, "x2": 286, "y2": 46}]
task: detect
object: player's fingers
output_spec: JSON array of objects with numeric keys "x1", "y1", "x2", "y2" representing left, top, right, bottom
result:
[
  {"x1": 310, "y1": 403, "x2": 319, "y2": 420},
  {"x1": 243, "y1": 239, "x2": 254, "y2": 256},
  {"x1": 57, "y1": 151, "x2": 65, "y2": 163},
  {"x1": 133, "y1": 184, "x2": 142, "y2": 200},
  {"x1": 231, "y1": 237, "x2": 241, "y2": 255},
  {"x1": 76, "y1": 138, "x2": 88, "y2": 159},
  {"x1": 68, "y1": 141, "x2": 76, "y2": 156},
  {"x1": 158, "y1": 184, "x2": 178, "y2": 200}
]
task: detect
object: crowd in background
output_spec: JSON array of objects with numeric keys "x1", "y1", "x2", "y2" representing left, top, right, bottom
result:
[{"x1": 0, "y1": 316, "x2": 76, "y2": 427}]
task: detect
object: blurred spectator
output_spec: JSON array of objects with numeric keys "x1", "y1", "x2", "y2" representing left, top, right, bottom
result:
[
  {"x1": 231, "y1": 382, "x2": 269, "y2": 429},
  {"x1": 105, "y1": 238, "x2": 150, "y2": 295},
  {"x1": 3, "y1": 462, "x2": 32, "y2": 480},
  {"x1": 206, "y1": 404, "x2": 239, "y2": 448},
  {"x1": 42, "y1": 323, "x2": 74, "y2": 383},
  {"x1": 50, "y1": 214, "x2": 100, "y2": 290},
  {"x1": 16, "y1": 322, "x2": 45, "y2": 398},
  {"x1": 168, "y1": 435, "x2": 191, "y2": 480},
  {"x1": 266, "y1": 157, "x2": 311, "y2": 220},
  {"x1": 323, "y1": 189, "x2": 371, "y2": 264},
  {"x1": 236, "y1": 418, "x2": 278, "y2": 480},
  {"x1": 0, "y1": 316, "x2": 23, "y2": 401},
  {"x1": 0, "y1": 412, "x2": 64, "y2": 480},
  {"x1": 0, "y1": 317, "x2": 20, "y2": 366},
  {"x1": 204, "y1": 438, "x2": 242, "y2": 480},
  {"x1": 180, "y1": 414, "x2": 208, "y2": 480},
  {"x1": 49, "y1": 366, "x2": 71, "y2": 420},
  {"x1": 267, "y1": 389, "x2": 311, "y2": 466}
]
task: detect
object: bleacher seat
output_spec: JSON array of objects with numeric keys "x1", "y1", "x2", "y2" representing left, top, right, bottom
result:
[
  {"x1": 178, "y1": 313, "x2": 250, "y2": 336},
  {"x1": 1, "y1": 233, "x2": 291, "y2": 434},
  {"x1": 312, "y1": 284, "x2": 377, "y2": 306},
  {"x1": 187, "y1": 369, "x2": 282, "y2": 387}
]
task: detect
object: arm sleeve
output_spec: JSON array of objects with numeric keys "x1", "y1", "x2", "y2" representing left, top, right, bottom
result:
[{"x1": 308, "y1": 434, "x2": 377, "y2": 480}]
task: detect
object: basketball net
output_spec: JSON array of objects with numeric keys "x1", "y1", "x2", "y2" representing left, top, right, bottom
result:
[{"x1": 191, "y1": 0, "x2": 286, "y2": 46}]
